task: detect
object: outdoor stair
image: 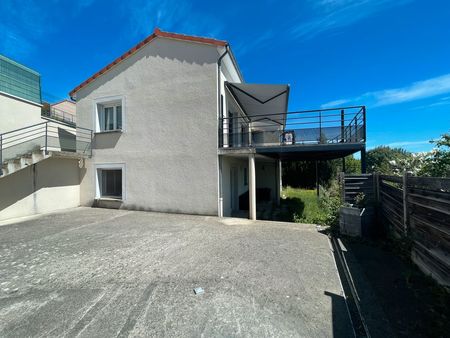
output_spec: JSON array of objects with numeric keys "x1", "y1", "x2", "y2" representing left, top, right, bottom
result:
[{"x1": 0, "y1": 150, "x2": 50, "y2": 178}]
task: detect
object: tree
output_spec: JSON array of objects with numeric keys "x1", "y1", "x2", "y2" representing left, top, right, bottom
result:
[
  {"x1": 366, "y1": 146, "x2": 414, "y2": 175},
  {"x1": 420, "y1": 133, "x2": 450, "y2": 177},
  {"x1": 344, "y1": 156, "x2": 361, "y2": 174}
]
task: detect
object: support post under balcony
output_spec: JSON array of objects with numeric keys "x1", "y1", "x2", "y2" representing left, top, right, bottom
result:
[{"x1": 249, "y1": 153, "x2": 256, "y2": 220}]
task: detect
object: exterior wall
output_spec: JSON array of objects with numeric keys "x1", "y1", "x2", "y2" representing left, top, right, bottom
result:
[
  {"x1": 222, "y1": 156, "x2": 248, "y2": 216},
  {"x1": 0, "y1": 92, "x2": 43, "y2": 133},
  {"x1": 0, "y1": 157, "x2": 80, "y2": 221},
  {"x1": 76, "y1": 38, "x2": 220, "y2": 215},
  {"x1": 51, "y1": 100, "x2": 76, "y2": 115}
]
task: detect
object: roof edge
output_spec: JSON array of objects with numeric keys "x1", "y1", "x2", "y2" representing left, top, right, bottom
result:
[{"x1": 69, "y1": 28, "x2": 228, "y2": 98}]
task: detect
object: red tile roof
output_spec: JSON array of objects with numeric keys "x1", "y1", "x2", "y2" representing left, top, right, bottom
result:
[{"x1": 69, "y1": 28, "x2": 228, "y2": 98}]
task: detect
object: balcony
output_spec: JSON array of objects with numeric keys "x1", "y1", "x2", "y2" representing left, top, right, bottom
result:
[{"x1": 218, "y1": 106, "x2": 366, "y2": 160}]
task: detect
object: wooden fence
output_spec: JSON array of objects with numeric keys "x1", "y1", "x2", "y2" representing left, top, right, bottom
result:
[{"x1": 341, "y1": 173, "x2": 450, "y2": 287}]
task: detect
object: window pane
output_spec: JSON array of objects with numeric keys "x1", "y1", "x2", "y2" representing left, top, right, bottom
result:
[
  {"x1": 103, "y1": 107, "x2": 114, "y2": 131},
  {"x1": 116, "y1": 105, "x2": 122, "y2": 129},
  {"x1": 101, "y1": 169, "x2": 122, "y2": 198}
]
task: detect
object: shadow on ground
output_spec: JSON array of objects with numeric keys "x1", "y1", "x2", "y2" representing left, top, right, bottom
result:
[
  {"x1": 341, "y1": 237, "x2": 450, "y2": 338},
  {"x1": 256, "y1": 198, "x2": 305, "y2": 222}
]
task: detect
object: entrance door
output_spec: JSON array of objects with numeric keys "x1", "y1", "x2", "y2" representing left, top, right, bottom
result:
[{"x1": 230, "y1": 167, "x2": 239, "y2": 211}]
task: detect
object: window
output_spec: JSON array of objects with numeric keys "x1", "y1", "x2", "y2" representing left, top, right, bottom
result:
[
  {"x1": 99, "y1": 104, "x2": 122, "y2": 131},
  {"x1": 243, "y1": 167, "x2": 248, "y2": 186},
  {"x1": 99, "y1": 169, "x2": 122, "y2": 199},
  {"x1": 95, "y1": 163, "x2": 125, "y2": 201},
  {"x1": 94, "y1": 96, "x2": 125, "y2": 132}
]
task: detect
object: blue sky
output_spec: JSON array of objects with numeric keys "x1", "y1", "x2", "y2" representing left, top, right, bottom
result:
[{"x1": 1, "y1": 0, "x2": 449, "y2": 152}]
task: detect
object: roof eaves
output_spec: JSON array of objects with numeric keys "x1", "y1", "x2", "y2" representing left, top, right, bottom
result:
[{"x1": 69, "y1": 28, "x2": 229, "y2": 98}]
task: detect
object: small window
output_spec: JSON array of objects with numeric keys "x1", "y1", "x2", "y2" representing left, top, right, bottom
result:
[
  {"x1": 99, "y1": 169, "x2": 122, "y2": 199},
  {"x1": 243, "y1": 167, "x2": 248, "y2": 186},
  {"x1": 99, "y1": 104, "x2": 122, "y2": 131}
]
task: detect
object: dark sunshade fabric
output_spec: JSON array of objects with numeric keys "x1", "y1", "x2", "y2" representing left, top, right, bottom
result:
[{"x1": 226, "y1": 82, "x2": 289, "y2": 125}]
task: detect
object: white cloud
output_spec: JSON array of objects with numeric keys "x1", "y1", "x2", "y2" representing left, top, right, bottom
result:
[
  {"x1": 321, "y1": 73, "x2": 450, "y2": 108},
  {"x1": 124, "y1": 0, "x2": 224, "y2": 40},
  {"x1": 385, "y1": 140, "x2": 431, "y2": 148},
  {"x1": 234, "y1": 30, "x2": 274, "y2": 57},
  {"x1": 291, "y1": 0, "x2": 412, "y2": 40}
]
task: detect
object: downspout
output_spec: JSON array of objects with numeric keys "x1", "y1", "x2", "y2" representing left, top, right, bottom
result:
[{"x1": 217, "y1": 46, "x2": 229, "y2": 217}]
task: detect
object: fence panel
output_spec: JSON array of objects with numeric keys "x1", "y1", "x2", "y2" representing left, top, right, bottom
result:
[{"x1": 341, "y1": 173, "x2": 450, "y2": 287}]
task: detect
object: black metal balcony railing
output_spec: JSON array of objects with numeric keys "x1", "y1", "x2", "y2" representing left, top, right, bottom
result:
[
  {"x1": 219, "y1": 106, "x2": 366, "y2": 148},
  {"x1": 0, "y1": 121, "x2": 93, "y2": 168}
]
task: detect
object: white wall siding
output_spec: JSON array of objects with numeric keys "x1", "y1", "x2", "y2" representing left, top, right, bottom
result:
[
  {"x1": 0, "y1": 92, "x2": 43, "y2": 133},
  {"x1": 76, "y1": 38, "x2": 220, "y2": 215},
  {"x1": 0, "y1": 157, "x2": 80, "y2": 221}
]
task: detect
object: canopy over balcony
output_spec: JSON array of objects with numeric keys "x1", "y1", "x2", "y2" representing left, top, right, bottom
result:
[{"x1": 226, "y1": 82, "x2": 289, "y2": 125}]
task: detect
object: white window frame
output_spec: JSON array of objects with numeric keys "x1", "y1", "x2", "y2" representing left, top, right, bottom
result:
[
  {"x1": 93, "y1": 95, "x2": 126, "y2": 133},
  {"x1": 95, "y1": 163, "x2": 126, "y2": 201}
]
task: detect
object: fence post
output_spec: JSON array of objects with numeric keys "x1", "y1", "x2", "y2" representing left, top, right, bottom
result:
[
  {"x1": 44, "y1": 122, "x2": 48, "y2": 155},
  {"x1": 374, "y1": 172, "x2": 380, "y2": 204},
  {"x1": 340, "y1": 109, "x2": 344, "y2": 143},
  {"x1": 402, "y1": 172, "x2": 410, "y2": 236}
]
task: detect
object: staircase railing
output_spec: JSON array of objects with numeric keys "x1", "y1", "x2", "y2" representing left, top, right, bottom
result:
[{"x1": 0, "y1": 121, "x2": 93, "y2": 175}]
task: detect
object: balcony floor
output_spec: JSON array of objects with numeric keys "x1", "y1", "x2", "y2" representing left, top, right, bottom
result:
[{"x1": 219, "y1": 142, "x2": 365, "y2": 160}]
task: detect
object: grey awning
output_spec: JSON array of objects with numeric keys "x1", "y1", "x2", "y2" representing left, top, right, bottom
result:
[{"x1": 226, "y1": 82, "x2": 289, "y2": 125}]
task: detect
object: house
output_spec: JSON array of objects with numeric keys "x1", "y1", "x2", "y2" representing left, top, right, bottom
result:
[
  {"x1": 44, "y1": 99, "x2": 76, "y2": 125},
  {"x1": 0, "y1": 54, "x2": 43, "y2": 133},
  {"x1": 0, "y1": 28, "x2": 366, "y2": 222},
  {"x1": 69, "y1": 28, "x2": 367, "y2": 220}
]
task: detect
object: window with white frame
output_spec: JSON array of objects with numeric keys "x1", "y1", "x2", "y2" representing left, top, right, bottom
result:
[
  {"x1": 96, "y1": 164, "x2": 125, "y2": 200},
  {"x1": 95, "y1": 97, "x2": 124, "y2": 132},
  {"x1": 101, "y1": 169, "x2": 122, "y2": 198}
]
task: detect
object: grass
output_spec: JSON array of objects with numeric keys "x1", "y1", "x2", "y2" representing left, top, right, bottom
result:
[{"x1": 281, "y1": 187, "x2": 328, "y2": 223}]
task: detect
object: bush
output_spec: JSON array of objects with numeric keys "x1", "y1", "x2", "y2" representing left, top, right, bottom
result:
[{"x1": 317, "y1": 180, "x2": 342, "y2": 230}]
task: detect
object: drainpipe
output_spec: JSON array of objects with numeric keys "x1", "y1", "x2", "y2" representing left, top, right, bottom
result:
[{"x1": 217, "y1": 46, "x2": 229, "y2": 217}]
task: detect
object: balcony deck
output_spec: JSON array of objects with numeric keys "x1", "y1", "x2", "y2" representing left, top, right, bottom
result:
[{"x1": 219, "y1": 106, "x2": 366, "y2": 161}]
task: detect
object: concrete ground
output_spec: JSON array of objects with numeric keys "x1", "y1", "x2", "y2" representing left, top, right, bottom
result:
[{"x1": 0, "y1": 208, "x2": 352, "y2": 337}]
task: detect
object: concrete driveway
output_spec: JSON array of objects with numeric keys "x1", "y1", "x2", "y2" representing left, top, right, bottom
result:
[{"x1": 0, "y1": 208, "x2": 352, "y2": 337}]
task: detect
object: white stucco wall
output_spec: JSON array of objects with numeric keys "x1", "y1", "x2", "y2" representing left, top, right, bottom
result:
[
  {"x1": 0, "y1": 92, "x2": 43, "y2": 133},
  {"x1": 0, "y1": 157, "x2": 80, "y2": 221},
  {"x1": 51, "y1": 100, "x2": 76, "y2": 115},
  {"x1": 76, "y1": 37, "x2": 222, "y2": 215}
]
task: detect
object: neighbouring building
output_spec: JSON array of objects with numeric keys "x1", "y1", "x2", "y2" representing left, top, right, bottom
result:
[
  {"x1": 0, "y1": 54, "x2": 43, "y2": 133},
  {"x1": 46, "y1": 99, "x2": 76, "y2": 125}
]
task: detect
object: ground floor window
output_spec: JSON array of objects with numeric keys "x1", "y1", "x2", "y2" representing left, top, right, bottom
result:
[
  {"x1": 100, "y1": 169, "x2": 122, "y2": 198},
  {"x1": 95, "y1": 164, "x2": 125, "y2": 200}
]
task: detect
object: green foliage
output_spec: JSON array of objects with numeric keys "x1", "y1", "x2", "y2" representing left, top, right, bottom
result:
[
  {"x1": 282, "y1": 187, "x2": 323, "y2": 223},
  {"x1": 354, "y1": 192, "x2": 366, "y2": 208},
  {"x1": 344, "y1": 156, "x2": 361, "y2": 174},
  {"x1": 282, "y1": 156, "x2": 360, "y2": 189},
  {"x1": 366, "y1": 146, "x2": 419, "y2": 174},
  {"x1": 420, "y1": 132, "x2": 450, "y2": 177},
  {"x1": 282, "y1": 184, "x2": 342, "y2": 230}
]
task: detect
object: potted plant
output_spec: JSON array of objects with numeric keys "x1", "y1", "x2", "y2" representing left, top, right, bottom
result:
[{"x1": 339, "y1": 192, "x2": 376, "y2": 237}]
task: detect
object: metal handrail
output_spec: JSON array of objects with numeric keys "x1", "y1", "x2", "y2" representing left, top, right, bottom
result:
[
  {"x1": 1, "y1": 121, "x2": 93, "y2": 173},
  {"x1": 218, "y1": 105, "x2": 366, "y2": 148}
]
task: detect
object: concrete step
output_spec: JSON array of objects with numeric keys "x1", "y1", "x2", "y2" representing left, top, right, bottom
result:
[
  {"x1": 7, "y1": 160, "x2": 21, "y2": 174},
  {"x1": 31, "y1": 151, "x2": 45, "y2": 163},
  {"x1": 20, "y1": 155, "x2": 33, "y2": 168}
]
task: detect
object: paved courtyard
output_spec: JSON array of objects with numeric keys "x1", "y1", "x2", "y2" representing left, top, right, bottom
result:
[{"x1": 0, "y1": 208, "x2": 352, "y2": 337}]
